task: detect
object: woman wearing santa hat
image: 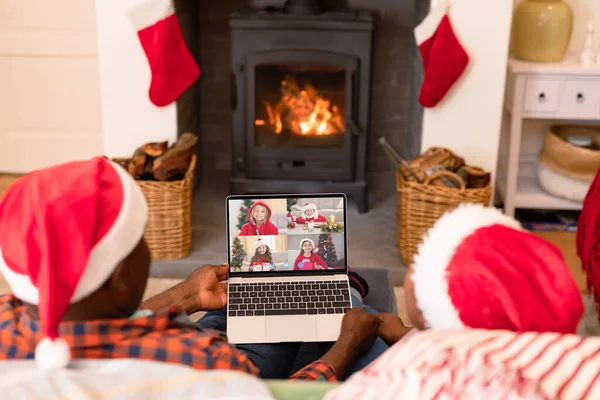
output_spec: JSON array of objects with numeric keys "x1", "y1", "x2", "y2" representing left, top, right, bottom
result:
[
  {"x1": 377, "y1": 203, "x2": 583, "y2": 344},
  {"x1": 296, "y1": 203, "x2": 327, "y2": 224},
  {"x1": 324, "y1": 203, "x2": 587, "y2": 400}
]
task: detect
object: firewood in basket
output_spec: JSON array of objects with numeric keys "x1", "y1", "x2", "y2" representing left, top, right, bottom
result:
[
  {"x1": 152, "y1": 133, "x2": 198, "y2": 181},
  {"x1": 456, "y1": 165, "x2": 491, "y2": 189},
  {"x1": 420, "y1": 148, "x2": 465, "y2": 172},
  {"x1": 142, "y1": 156, "x2": 156, "y2": 180},
  {"x1": 424, "y1": 165, "x2": 463, "y2": 188},
  {"x1": 142, "y1": 141, "x2": 168, "y2": 157},
  {"x1": 128, "y1": 146, "x2": 147, "y2": 178},
  {"x1": 112, "y1": 158, "x2": 131, "y2": 171}
]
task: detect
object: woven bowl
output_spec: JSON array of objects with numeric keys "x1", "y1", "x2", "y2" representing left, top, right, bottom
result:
[{"x1": 539, "y1": 126, "x2": 600, "y2": 182}]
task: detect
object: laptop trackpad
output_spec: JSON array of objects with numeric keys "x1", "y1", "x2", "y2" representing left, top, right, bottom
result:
[
  {"x1": 228, "y1": 317, "x2": 266, "y2": 344},
  {"x1": 266, "y1": 316, "x2": 318, "y2": 342}
]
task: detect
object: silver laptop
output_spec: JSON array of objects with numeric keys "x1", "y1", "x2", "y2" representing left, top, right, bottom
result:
[{"x1": 226, "y1": 194, "x2": 352, "y2": 344}]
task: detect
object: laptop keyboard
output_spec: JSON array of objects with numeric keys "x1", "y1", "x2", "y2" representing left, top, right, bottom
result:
[{"x1": 228, "y1": 280, "x2": 352, "y2": 317}]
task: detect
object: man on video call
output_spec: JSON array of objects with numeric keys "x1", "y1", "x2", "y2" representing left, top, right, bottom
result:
[{"x1": 0, "y1": 157, "x2": 387, "y2": 382}]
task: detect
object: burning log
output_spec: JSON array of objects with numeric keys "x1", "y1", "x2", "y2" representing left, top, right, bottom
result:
[
  {"x1": 257, "y1": 75, "x2": 345, "y2": 136},
  {"x1": 152, "y1": 133, "x2": 198, "y2": 181}
]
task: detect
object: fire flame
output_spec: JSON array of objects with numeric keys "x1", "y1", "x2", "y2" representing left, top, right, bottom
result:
[{"x1": 255, "y1": 75, "x2": 344, "y2": 136}]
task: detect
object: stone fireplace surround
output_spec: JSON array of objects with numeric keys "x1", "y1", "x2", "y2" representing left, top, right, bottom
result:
[{"x1": 175, "y1": 0, "x2": 428, "y2": 207}]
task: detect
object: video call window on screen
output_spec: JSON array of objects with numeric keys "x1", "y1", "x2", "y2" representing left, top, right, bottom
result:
[{"x1": 228, "y1": 197, "x2": 346, "y2": 273}]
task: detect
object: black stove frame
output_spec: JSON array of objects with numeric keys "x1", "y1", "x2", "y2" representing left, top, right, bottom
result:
[{"x1": 229, "y1": 7, "x2": 374, "y2": 212}]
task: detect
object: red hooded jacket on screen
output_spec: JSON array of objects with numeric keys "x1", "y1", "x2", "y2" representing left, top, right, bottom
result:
[{"x1": 239, "y1": 201, "x2": 279, "y2": 236}]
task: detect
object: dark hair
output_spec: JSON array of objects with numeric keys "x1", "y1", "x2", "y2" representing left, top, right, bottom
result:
[
  {"x1": 251, "y1": 245, "x2": 273, "y2": 264},
  {"x1": 298, "y1": 240, "x2": 314, "y2": 257}
]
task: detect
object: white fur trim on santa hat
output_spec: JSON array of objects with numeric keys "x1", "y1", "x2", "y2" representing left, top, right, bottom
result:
[
  {"x1": 35, "y1": 337, "x2": 70, "y2": 369},
  {"x1": 414, "y1": 0, "x2": 450, "y2": 45},
  {"x1": 255, "y1": 238, "x2": 270, "y2": 250},
  {"x1": 128, "y1": 0, "x2": 175, "y2": 31},
  {"x1": 0, "y1": 161, "x2": 148, "y2": 305},
  {"x1": 302, "y1": 203, "x2": 317, "y2": 212},
  {"x1": 410, "y1": 204, "x2": 522, "y2": 330},
  {"x1": 300, "y1": 238, "x2": 317, "y2": 252}
]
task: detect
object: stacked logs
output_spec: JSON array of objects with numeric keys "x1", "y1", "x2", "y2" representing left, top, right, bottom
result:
[
  {"x1": 378, "y1": 137, "x2": 490, "y2": 189},
  {"x1": 114, "y1": 133, "x2": 198, "y2": 181}
]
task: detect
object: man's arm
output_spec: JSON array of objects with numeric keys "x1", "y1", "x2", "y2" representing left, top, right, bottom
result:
[
  {"x1": 290, "y1": 307, "x2": 381, "y2": 382},
  {"x1": 141, "y1": 264, "x2": 229, "y2": 314},
  {"x1": 141, "y1": 279, "x2": 199, "y2": 314}
]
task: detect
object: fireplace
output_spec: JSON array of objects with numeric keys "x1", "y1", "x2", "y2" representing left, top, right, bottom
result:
[{"x1": 229, "y1": 0, "x2": 374, "y2": 212}]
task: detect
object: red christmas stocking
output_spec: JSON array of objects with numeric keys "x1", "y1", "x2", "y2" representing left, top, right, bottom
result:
[
  {"x1": 128, "y1": 0, "x2": 200, "y2": 107},
  {"x1": 414, "y1": 2, "x2": 469, "y2": 108}
]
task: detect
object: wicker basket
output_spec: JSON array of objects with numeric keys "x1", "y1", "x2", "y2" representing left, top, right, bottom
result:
[
  {"x1": 539, "y1": 126, "x2": 600, "y2": 182},
  {"x1": 136, "y1": 155, "x2": 196, "y2": 260},
  {"x1": 396, "y1": 148, "x2": 491, "y2": 265}
]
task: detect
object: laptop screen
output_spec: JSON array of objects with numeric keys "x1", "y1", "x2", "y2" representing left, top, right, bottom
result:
[{"x1": 226, "y1": 194, "x2": 347, "y2": 276}]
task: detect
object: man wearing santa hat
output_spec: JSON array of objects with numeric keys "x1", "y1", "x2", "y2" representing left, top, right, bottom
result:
[{"x1": 0, "y1": 157, "x2": 380, "y2": 382}]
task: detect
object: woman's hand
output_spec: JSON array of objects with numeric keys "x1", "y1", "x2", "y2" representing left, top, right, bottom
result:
[{"x1": 377, "y1": 312, "x2": 413, "y2": 346}]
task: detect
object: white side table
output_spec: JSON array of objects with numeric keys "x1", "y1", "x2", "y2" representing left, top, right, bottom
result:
[{"x1": 497, "y1": 58, "x2": 600, "y2": 217}]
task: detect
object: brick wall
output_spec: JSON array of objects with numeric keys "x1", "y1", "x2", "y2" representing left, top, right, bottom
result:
[{"x1": 177, "y1": 0, "x2": 424, "y2": 200}]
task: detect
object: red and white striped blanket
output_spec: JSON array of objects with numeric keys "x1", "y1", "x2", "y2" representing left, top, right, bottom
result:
[{"x1": 326, "y1": 329, "x2": 600, "y2": 400}]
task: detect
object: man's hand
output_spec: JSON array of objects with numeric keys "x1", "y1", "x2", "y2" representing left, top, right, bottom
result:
[
  {"x1": 319, "y1": 307, "x2": 381, "y2": 379},
  {"x1": 185, "y1": 263, "x2": 229, "y2": 311},
  {"x1": 141, "y1": 263, "x2": 229, "y2": 314},
  {"x1": 377, "y1": 312, "x2": 413, "y2": 346}
]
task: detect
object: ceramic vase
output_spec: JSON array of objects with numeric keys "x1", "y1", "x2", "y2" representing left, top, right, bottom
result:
[{"x1": 512, "y1": 0, "x2": 573, "y2": 62}]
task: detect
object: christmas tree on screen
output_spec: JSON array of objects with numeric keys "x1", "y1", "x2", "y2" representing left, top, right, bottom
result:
[
  {"x1": 287, "y1": 198, "x2": 298, "y2": 211},
  {"x1": 237, "y1": 199, "x2": 254, "y2": 230},
  {"x1": 231, "y1": 236, "x2": 246, "y2": 272},
  {"x1": 317, "y1": 234, "x2": 338, "y2": 269}
]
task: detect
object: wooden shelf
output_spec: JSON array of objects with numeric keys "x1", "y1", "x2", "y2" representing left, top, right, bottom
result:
[
  {"x1": 508, "y1": 58, "x2": 600, "y2": 75},
  {"x1": 500, "y1": 59, "x2": 599, "y2": 216},
  {"x1": 514, "y1": 174, "x2": 582, "y2": 211},
  {"x1": 496, "y1": 160, "x2": 583, "y2": 212}
]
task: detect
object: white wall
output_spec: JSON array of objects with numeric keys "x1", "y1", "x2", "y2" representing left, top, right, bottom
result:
[
  {"x1": 420, "y1": 1, "x2": 514, "y2": 199},
  {"x1": 95, "y1": 0, "x2": 177, "y2": 158},
  {"x1": 512, "y1": 0, "x2": 600, "y2": 60}
]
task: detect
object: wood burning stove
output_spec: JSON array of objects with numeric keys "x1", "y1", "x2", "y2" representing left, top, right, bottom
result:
[{"x1": 229, "y1": 1, "x2": 374, "y2": 212}]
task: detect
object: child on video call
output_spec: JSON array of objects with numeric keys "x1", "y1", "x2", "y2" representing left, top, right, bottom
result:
[
  {"x1": 239, "y1": 200, "x2": 279, "y2": 236},
  {"x1": 295, "y1": 202, "x2": 327, "y2": 224},
  {"x1": 293, "y1": 238, "x2": 328, "y2": 270},
  {"x1": 249, "y1": 238, "x2": 275, "y2": 272}
]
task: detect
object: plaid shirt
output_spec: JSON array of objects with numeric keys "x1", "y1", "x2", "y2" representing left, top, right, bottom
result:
[{"x1": 0, "y1": 294, "x2": 336, "y2": 382}]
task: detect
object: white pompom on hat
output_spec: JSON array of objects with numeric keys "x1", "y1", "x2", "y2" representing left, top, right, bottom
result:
[{"x1": 0, "y1": 157, "x2": 148, "y2": 369}]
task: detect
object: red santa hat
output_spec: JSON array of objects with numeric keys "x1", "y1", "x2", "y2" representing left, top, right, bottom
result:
[
  {"x1": 0, "y1": 157, "x2": 148, "y2": 369},
  {"x1": 410, "y1": 203, "x2": 584, "y2": 334},
  {"x1": 300, "y1": 238, "x2": 317, "y2": 252},
  {"x1": 254, "y1": 238, "x2": 270, "y2": 250}
]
